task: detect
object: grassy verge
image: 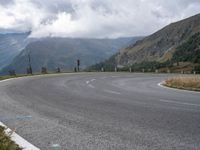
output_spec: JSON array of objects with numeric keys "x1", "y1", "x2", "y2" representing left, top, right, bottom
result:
[
  {"x1": 0, "y1": 126, "x2": 22, "y2": 150},
  {"x1": 164, "y1": 75, "x2": 200, "y2": 91},
  {"x1": 0, "y1": 74, "x2": 33, "y2": 81},
  {"x1": 0, "y1": 72, "x2": 68, "y2": 81},
  {"x1": 0, "y1": 71, "x2": 87, "y2": 82}
]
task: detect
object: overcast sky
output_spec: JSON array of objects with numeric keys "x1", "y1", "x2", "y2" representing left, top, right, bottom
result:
[{"x1": 0, "y1": 0, "x2": 200, "y2": 38}]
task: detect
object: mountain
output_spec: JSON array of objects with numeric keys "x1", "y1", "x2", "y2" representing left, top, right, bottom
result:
[
  {"x1": 89, "y1": 14, "x2": 200, "y2": 72},
  {"x1": 0, "y1": 37, "x2": 141, "y2": 74},
  {"x1": 0, "y1": 32, "x2": 31, "y2": 70},
  {"x1": 172, "y1": 32, "x2": 200, "y2": 64},
  {"x1": 117, "y1": 13, "x2": 200, "y2": 66}
]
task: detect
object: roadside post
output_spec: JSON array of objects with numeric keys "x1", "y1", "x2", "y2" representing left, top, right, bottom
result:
[
  {"x1": 115, "y1": 67, "x2": 117, "y2": 72},
  {"x1": 28, "y1": 53, "x2": 33, "y2": 75},
  {"x1": 9, "y1": 70, "x2": 16, "y2": 76},
  {"x1": 41, "y1": 67, "x2": 47, "y2": 74},
  {"x1": 129, "y1": 67, "x2": 132, "y2": 73},
  {"x1": 155, "y1": 69, "x2": 158, "y2": 73},
  {"x1": 57, "y1": 67, "x2": 61, "y2": 73},
  {"x1": 77, "y1": 59, "x2": 80, "y2": 72}
]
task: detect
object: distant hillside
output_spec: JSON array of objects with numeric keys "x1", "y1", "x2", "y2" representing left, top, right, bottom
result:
[
  {"x1": 0, "y1": 32, "x2": 30, "y2": 69},
  {"x1": 172, "y1": 32, "x2": 200, "y2": 64},
  {"x1": 117, "y1": 13, "x2": 200, "y2": 65},
  {"x1": 90, "y1": 14, "x2": 200, "y2": 73},
  {"x1": 1, "y1": 37, "x2": 141, "y2": 74}
]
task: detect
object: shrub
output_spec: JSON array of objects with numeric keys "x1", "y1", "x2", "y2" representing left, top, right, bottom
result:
[
  {"x1": 8, "y1": 70, "x2": 16, "y2": 76},
  {"x1": 0, "y1": 126, "x2": 22, "y2": 150},
  {"x1": 41, "y1": 67, "x2": 47, "y2": 74}
]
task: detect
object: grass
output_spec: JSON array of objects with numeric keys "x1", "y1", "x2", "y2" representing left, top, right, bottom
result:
[
  {"x1": 0, "y1": 126, "x2": 22, "y2": 150},
  {"x1": 164, "y1": 75, "x2": 200, "y2": 91},
  {"x1": 0, "y1": 71, "x2": 85, "y2": 82},
  {"x1": 0, "y1": 72, "x2": 67, "y2": 81},
  {"x1": 0, "y1": 74, "x2": 32, "y2": 81},
  {"x1": 0, "y1": 69, "x2": 81, "y2": 81}
]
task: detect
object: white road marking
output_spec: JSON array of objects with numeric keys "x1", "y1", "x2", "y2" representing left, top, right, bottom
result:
[
  {"x1": 0, "y1": 78, "x2": 16, "y2": 83},
  {"x1": 104, "y1": 90, "x2": 121, "y2": 95},
  {"x1": 158, "y1": 82, "x2": 200, "y2": 94},
  {"x1": 86, "y1": 79, "x2": 96, "y2": 88},
  {"x1": 111, "y1": 76, "x2": 118, "y2": 78},
  {"x1": 0, "y1": 73, "x2": 80, "y2": 83},
  {"x1": 0, "y1": 122, "x2": 40, "y2": 150},
  {"x1": 0, "y1": 79, "x2": 40, "y2": 149},
  {"x1": 51, "y1": 144, "x2": 61, "y2": 148},
  {"x1": 88, "y1": 84, "x2": 95, "y2": 88},
  {"x1": 0, "y1": 115, "x2": 32, "y2": 121},
  {"x1": 159, "y1": 99, "x2": 200, "y2": 107}
]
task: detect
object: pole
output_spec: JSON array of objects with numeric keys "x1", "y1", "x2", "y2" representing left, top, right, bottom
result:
[
  {"x1": 129, "y1": 67, "x2": 132, "y2": 73},
  {"x1": 77, "y1": 59, "x2": 80, "y2": 72},
  {"x1": 28, "y1": 53, "x2": 32, "y2": 74}
]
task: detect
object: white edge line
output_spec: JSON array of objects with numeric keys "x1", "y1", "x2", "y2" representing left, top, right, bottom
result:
[
  {"x1": 0, "y1": 77, "x2": 42, "y2": 149},
  {"x1": 111, "y1": 76, "x2": 118, "y2": 78},
  {"x1": 104, "y1": 90, "x2": 121, "y2": 95},
  {"x1": 158, "y1": 82, "x2": 200, "y2": 94},
  {"x1": 0, "y1": 122, "x2": 40, "y2": 150},
  {"x1": 0, "y1": 78, "x2": 17, "y2": 83},
  {"x1": 88, "y1": 84, "x2": 95, "y2": 88},
  {"x1": 159, "y1": 99, "x2": 200, "y2": 107},
  {"x1": 0, "y1": 73, "x2": 80, "y2": 83},
  {"x1": 0, "y1": 73, "x2": 91, "y2": 149}
]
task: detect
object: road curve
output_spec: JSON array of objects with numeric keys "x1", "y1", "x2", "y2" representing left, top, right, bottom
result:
[{"x1": 0, "y1": 73, "x2": 200, "y2": 150}]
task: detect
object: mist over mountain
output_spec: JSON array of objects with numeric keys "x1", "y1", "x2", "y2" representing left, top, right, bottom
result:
[
  {"x1": 0, "y1": 32, "x2": 30, "y2": 69},
  {"x1": 0, "y1": 37, "x2": 142, "y2": 74},
  {"x1": 1, "y1": 0, "x2": 200, "y2": 38},
  {"x1": 2, "y1": 13, "x2": 200, "y2": 74}
]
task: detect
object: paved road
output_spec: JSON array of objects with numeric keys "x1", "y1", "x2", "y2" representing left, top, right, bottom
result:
[{"x1": 0, "y1": 73, "x2": 200, "y2": 150}]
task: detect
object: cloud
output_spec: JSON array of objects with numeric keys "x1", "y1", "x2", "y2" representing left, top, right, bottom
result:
[{"x1": 0, "y1": 0, "x2": 200, "y2": 38}]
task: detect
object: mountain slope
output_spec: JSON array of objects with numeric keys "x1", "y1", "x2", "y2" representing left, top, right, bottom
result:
[
  {"x1": 1, "y1": 37, "x2": 141, "y2": 74},
  {"x1": 0, "y1": 32, "x2": 30, "y2": 70},
  {"x1": 172, "y1": 32, "x2": 200, "y2": 64},
  {"x1": 117, "y1": 13, "x2": 200, "y2": 65}
]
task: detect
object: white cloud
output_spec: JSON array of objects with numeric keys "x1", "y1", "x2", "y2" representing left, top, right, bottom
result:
[{"x1": 0, "y1": 0, "x2": 200, "y2": 38}]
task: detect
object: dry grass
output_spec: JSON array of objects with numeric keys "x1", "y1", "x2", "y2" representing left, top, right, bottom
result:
[
  {"x1": 164, "y1": 75, "x2": 200, "y2": 91},
  {"x1": 0, "y1": 126, "x2": 22, "y2": 150}
]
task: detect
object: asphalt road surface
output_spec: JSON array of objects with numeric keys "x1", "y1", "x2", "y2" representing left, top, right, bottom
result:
[{"x1": 0, "y1": 73, "x2": 200, "y2": 150}]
